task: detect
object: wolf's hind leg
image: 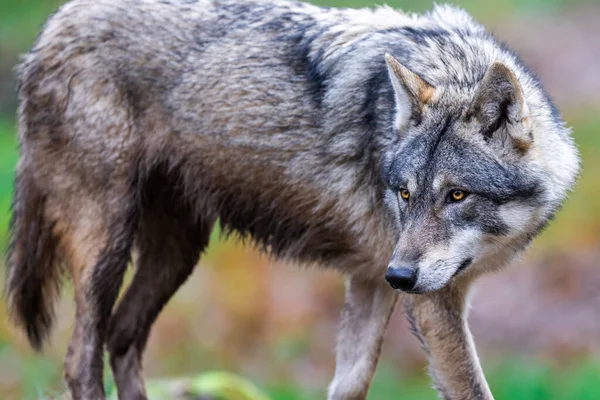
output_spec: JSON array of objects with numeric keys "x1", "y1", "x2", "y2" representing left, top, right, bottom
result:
[
  {"x1": 106, "y1": 173, "x2": 214, "y2": 400},
  {"x1": 328, "y1": 275, "x2": 399, "y2": 400},
  {"x1": 62, "y1": 192, "x2": 138, "y2": 400},
  {"x1": 405, "y1": 281, "x2": 493, "y2": 400}
]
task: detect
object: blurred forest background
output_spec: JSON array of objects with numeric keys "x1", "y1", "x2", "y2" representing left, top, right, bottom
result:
[{"x1": 1, "y1": 0, "x2": 600, "y2": 399}]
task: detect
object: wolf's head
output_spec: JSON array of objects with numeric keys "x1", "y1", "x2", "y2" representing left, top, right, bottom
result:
[{"x1": 381, "y1": 54, "x2": 579, "y2": 293}]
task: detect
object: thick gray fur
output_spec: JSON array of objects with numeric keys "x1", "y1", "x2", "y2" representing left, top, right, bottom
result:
[{"x1": 6, "y1": 0, "x2": 579, "y2": 399}]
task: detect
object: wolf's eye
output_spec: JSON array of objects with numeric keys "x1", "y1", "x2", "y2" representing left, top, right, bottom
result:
[
  {"x1": 449, "y1": 189, "x2": 467, "y2": 202},
  {"x1": 399, "y1": 188, "x2": 410, "y2": 201}
]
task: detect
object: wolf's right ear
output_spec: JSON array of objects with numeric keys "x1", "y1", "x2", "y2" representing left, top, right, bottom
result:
[{"x1": 385, "y1": 53, "x2": 435, "y2": 131}]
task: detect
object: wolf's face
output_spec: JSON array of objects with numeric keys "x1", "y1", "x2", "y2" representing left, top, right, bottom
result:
[{"x1": 381, "y1": 55, "x2": 559, "y2": 293}]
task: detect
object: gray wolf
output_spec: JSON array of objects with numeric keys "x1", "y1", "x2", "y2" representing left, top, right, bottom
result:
[{"x1": 6, "y1": 0, "x2": 579, "y2": 399}]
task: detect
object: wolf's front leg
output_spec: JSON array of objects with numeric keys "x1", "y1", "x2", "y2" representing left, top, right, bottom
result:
[
  {"x1": 406, "y1": 281, "x2": 493, "y2": 400},
  {"x1": 328, "y1": 276, "x2": 399, "y2": 400}
]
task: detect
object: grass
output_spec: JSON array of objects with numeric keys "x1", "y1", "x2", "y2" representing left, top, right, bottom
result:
[
  {"x1": 266, "y1": 358, "x2": 600, "y2": 400},
  {"x1": 368, "y1": 358, "x2": 600, "y2": 400},
  {"x1": 0, "y1": 119, "x2": 17, "y2": 245},
  {"x1": 9, "y1": 357, "x2": 600, "y2": 399},
  {"x1": 0, "y1": 0, "x2": 63, "y2": 54},
  {"x1": 488, "y1": 358, "x2": 600, "y2": 400}
]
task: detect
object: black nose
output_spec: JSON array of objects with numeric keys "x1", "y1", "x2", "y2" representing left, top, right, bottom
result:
[{"x1": 385, "y1": 266, "x2": 418, "y2": 291}]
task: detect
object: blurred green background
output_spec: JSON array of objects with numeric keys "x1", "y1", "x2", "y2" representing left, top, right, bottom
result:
[{"x1": 1, "y1": 0, "x2": 600, "y2": 399}]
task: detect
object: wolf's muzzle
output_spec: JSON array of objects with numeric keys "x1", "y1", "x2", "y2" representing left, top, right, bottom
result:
[{"x1": 385, "y1": 266, "x2": 418, "y2": 292}]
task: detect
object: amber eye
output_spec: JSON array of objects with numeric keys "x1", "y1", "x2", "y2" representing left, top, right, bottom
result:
[
  {"x1": 450, "y1": 189, "x2": 467, "y2": 202},
  {"x1": 400, "y1": 188, "x2": 410, "y2": 201}
]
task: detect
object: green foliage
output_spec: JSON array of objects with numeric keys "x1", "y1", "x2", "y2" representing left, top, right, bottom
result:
[
  {"x1": 108, "y1": 372, "x2": 272, "y2": 400},
  {"x1": 0, "y1": 0, "x2": 63, "y2": 54},
  {"x1": 57, "y1": 360, "x2": 600, "y2": 400},
  {"x1": 95, "y1": 361, "x2": 600, "y2": 400},
  {"x1": 489, "y1": 358, "x2": 600, "y2": 400},
  {"x1": 307, "y1": 0, "x2": 589, "y2": 17},
  {"x1": 368, "y1": 363, "x2": 437, "y2": 399},
  {"x1": 0, "y1": 119, "x2": 17, "y2": 245}
]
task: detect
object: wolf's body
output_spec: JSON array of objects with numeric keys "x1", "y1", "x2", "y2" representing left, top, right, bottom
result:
[{"x1": 7, "y1": 0, "x2": 578, "y2": 399}]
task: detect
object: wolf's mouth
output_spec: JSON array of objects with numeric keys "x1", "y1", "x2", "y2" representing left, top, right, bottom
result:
[{"x1": 453, "y1": 258, "x2": 473, "y2": 277}]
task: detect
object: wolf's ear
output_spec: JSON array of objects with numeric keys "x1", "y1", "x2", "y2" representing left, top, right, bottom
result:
[
  {"x1": 385, "y1": 53, "x2": 434, "y2": 131},
  {"x1": 468, "y1": 62, "x2": 532, "y2": 153}
]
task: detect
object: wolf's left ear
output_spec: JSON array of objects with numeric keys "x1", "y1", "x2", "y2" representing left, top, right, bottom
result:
[
  {"x1": 385, "y1": 53, "x2": 435, "y2": 131},
  {"x1": 468, "y1": 62, "x2": 532, "y2": 153}
]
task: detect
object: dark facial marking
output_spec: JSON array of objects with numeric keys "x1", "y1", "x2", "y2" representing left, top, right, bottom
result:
[{"x1": 452, "y1": 258, "x2": 472, "y2": 277}]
